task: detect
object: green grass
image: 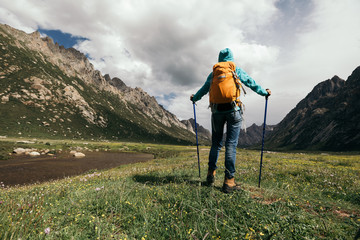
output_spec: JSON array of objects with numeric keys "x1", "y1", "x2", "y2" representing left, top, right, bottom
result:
[{"x1": 0, "y1": 139, "x2": 359, "y2": 239}]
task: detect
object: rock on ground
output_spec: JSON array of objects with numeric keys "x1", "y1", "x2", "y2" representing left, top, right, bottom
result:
[
  {"x1": 74, "y1": 152, "x2": 85, "y2": 158},
  {"x1": 29, "y1": 151, "x2": 40, "y2": 156},
  {"x1": 13, "y1": 148, "x2": 26, "y2": 154}
]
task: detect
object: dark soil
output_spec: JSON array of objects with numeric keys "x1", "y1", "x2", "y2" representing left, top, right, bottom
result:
[{"x1": 0, "y1": 151, "x2": 153, "y2": 187}]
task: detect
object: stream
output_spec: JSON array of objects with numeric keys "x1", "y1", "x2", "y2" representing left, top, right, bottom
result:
[{"x1": 0, "y1": 151, "x2": 153, "y2": 187}]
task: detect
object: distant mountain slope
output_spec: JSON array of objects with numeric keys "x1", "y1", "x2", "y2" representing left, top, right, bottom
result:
[
  {"x1": 238, "y1": 124, "x2": 275, "y2": 148},
  {"x1": 0, "y1": 23, "x2": 195, "y2": 144},
  {"x1": 266, "y1": 66, "x2": 360, "y2": 151},
  {"x1": 181, "y1": 118, "x2": 211, "y2": 143}
]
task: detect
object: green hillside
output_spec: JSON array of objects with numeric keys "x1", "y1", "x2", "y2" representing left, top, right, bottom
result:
[{"x1": 0, "y1": 24, "x2": 196, "y2": 145}]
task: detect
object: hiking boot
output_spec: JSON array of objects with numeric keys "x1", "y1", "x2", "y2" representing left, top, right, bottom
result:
[
  {"x1": 206, "y1": 169, "x2": 216, "y2": 186},
  {"x1": 222, "y1": 177, "x2": 241, "y2": 193}
]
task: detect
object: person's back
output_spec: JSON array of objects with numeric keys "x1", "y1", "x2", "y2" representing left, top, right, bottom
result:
[{"x1": 191, "y1": 48, "x2": 271, "y2": 193}]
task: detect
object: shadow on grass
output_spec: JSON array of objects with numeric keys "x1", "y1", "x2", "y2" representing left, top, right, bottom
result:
[
  {"x1": 131, "y1": 173, "x2": 240, "y2": 200},
  {"x1": 132, "y1": 173, "x2": 229, "y2": 193},
  {"x1": 132, "y1": 173, "x2": 204, "y2": 187}
]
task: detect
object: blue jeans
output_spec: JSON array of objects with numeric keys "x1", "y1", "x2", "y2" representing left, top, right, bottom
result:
[{"x1": 208, "y1": 110, "x2": 242, "y2": 179}]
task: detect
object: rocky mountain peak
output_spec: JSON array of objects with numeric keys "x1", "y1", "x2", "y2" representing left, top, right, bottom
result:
[
  {"x1": 238, "y1": 123, "x2": 274, "y2": 148},
  {"x1": 104, "y1": 74, "x2": 128, "y2": 91},
  {"x1": 294, "y1": 75, "x2": 346, "y2": 111},
  {"x1": 181, "y1": 118, "x2": 211, "y2": 141},
  {"x1": 346, "y1": 66, "x2": 360, "y2": 86},
  {"x1": 307, "y1": 75, "x2": 345, "y2": 100},
  {"x1": 0, "y1": 23, "x2": 194, "y2": 144},
  {"x1": 266, "y1": 65, "x2": 360, "y2": 151}
]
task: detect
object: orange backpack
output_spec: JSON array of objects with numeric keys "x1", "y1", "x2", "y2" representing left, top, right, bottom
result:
[{"x1": 209, "y1": 61, "x2": 243, "y2": 105}]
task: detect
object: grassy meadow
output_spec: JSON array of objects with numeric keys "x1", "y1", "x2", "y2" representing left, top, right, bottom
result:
[{"x1": 0, "y1": 139, "x2": 359, "y2": 239}]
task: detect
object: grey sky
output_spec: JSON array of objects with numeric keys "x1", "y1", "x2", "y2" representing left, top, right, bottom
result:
[{"x1": 1, "y1": 0, "x2": 359, "y2": 131}]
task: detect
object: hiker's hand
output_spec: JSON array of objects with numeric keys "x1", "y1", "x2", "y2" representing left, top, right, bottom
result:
[
  {"x1": 190, "y1": 94, "x2": 194, "y2": 102},
  {"x1": 266, "y1": 89, "x2": 271, "y2": 96}
]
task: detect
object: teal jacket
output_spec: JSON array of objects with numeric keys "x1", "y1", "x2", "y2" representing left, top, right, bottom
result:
[{"x1": 192, "y1": 48, "x2": 268, "y2": 104}]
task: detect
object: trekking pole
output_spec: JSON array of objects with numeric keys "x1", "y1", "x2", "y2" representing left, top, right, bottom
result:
[
  {"x1": 192, "y1": 101, "x2": 201, "y2": 178},
  {"x1": 258, "y1": 95, "x2": 269, "y2": 188}
]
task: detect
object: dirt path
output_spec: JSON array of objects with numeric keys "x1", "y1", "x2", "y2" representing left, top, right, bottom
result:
[{"x1": 0, "y1": 151, "x2": 153, "y2": 187}]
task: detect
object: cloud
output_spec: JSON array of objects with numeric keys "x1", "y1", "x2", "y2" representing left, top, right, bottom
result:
[
  {"x1": 264, "y1": 0, "x2": 360, "y2": 126},
  {"x1": 68, "y1": 0, "x2": 281, "y2": 130},
  {"x1": 0, "y1": 6, "x2": 35, "y2": 33},
  {"x1": 293, "y1": 0, "x2": 360, "y2": 80},
  {"x1": 0, "y1": 0, "x2": 359, "y2": 131}
]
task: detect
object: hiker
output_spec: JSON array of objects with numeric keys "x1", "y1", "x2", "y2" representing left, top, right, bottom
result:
[{"x1": 190, "y1": 48, "x2": 271, "y2": 193}]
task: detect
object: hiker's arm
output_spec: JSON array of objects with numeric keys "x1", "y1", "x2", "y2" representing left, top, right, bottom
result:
[
  {"x1": 192, "y1": 72, "x2": 212, "y2": 102},
  {"x1": 237, "y1": 67, "x2": 268, "y2": 96}
]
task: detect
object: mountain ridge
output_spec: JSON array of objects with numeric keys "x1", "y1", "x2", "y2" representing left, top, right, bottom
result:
[
  {"x1": 0, "y1": 23, "x2": 201, "y2": 144},
  {"x1": 181, "y1": 118, "x2": 211, "y2": 142},
  {"x1": 266, "y1": 67, "x2": 360, "y2": 151},
  {"x1": 2, "y1": 23, "x2": 359, "y2": 151},
  {"x1": 238, "y1": 123, "x2": 275, "y2": 148}
]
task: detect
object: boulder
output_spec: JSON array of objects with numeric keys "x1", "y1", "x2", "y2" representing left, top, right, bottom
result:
[
  {"x1": 74, "y1": 152, "x2": 85, "y2": 158},
  {"x1": 1, "y1": 95, "x2": 9, "y2": 103},
  {"x1": 13, "y1": 148, "x2": 25, "y2": 154},
  {"x1": 24, "y1": 148, "x2": 34, "y2": 155},
  {"x1": 29, "y1": 151, "x2": 40, "y2": 156}
]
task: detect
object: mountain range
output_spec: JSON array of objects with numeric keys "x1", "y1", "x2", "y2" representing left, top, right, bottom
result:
[
  {"x1": 1, "y1": 23, "x2": 359, "y2": 151},
  {"x1": 239, "y1": 68, "x2": 360, "y2": 151},
  {"x1": 237, "y1": 124, "x2": 275, "y2": 148},
  {"x1": 181, "y1": 118, "x2": 212, "y2": 141},
  {"x1": 0, "y1": 23, "x2": 207, "y2": 145},
  {"x1": 266, "y1": 68, "x2": 360, "y2": 151}
]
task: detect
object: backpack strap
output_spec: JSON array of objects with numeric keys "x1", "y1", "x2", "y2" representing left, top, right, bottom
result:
[
  {"x1": 231, "y1": 70, "x2": 246, "y2": 111},
  {"x1": 232, "y1": 70, "x2": 247, "y2": 95}
]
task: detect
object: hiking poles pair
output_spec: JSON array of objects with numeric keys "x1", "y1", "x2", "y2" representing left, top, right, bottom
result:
[
  {"x1": 258, "y1": 95, "x2": 269, "y2": 188},
  {"x1": 193, "y1": 95, "x2": 269, "y2": 185},
  {"x1": 192, "y1": 101, "x2": 201, "y2": 178}
]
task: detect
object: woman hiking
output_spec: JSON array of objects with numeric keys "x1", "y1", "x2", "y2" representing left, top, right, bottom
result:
[{"x1": 190, "y1": 48, "x2": 271, "y2": 193}]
